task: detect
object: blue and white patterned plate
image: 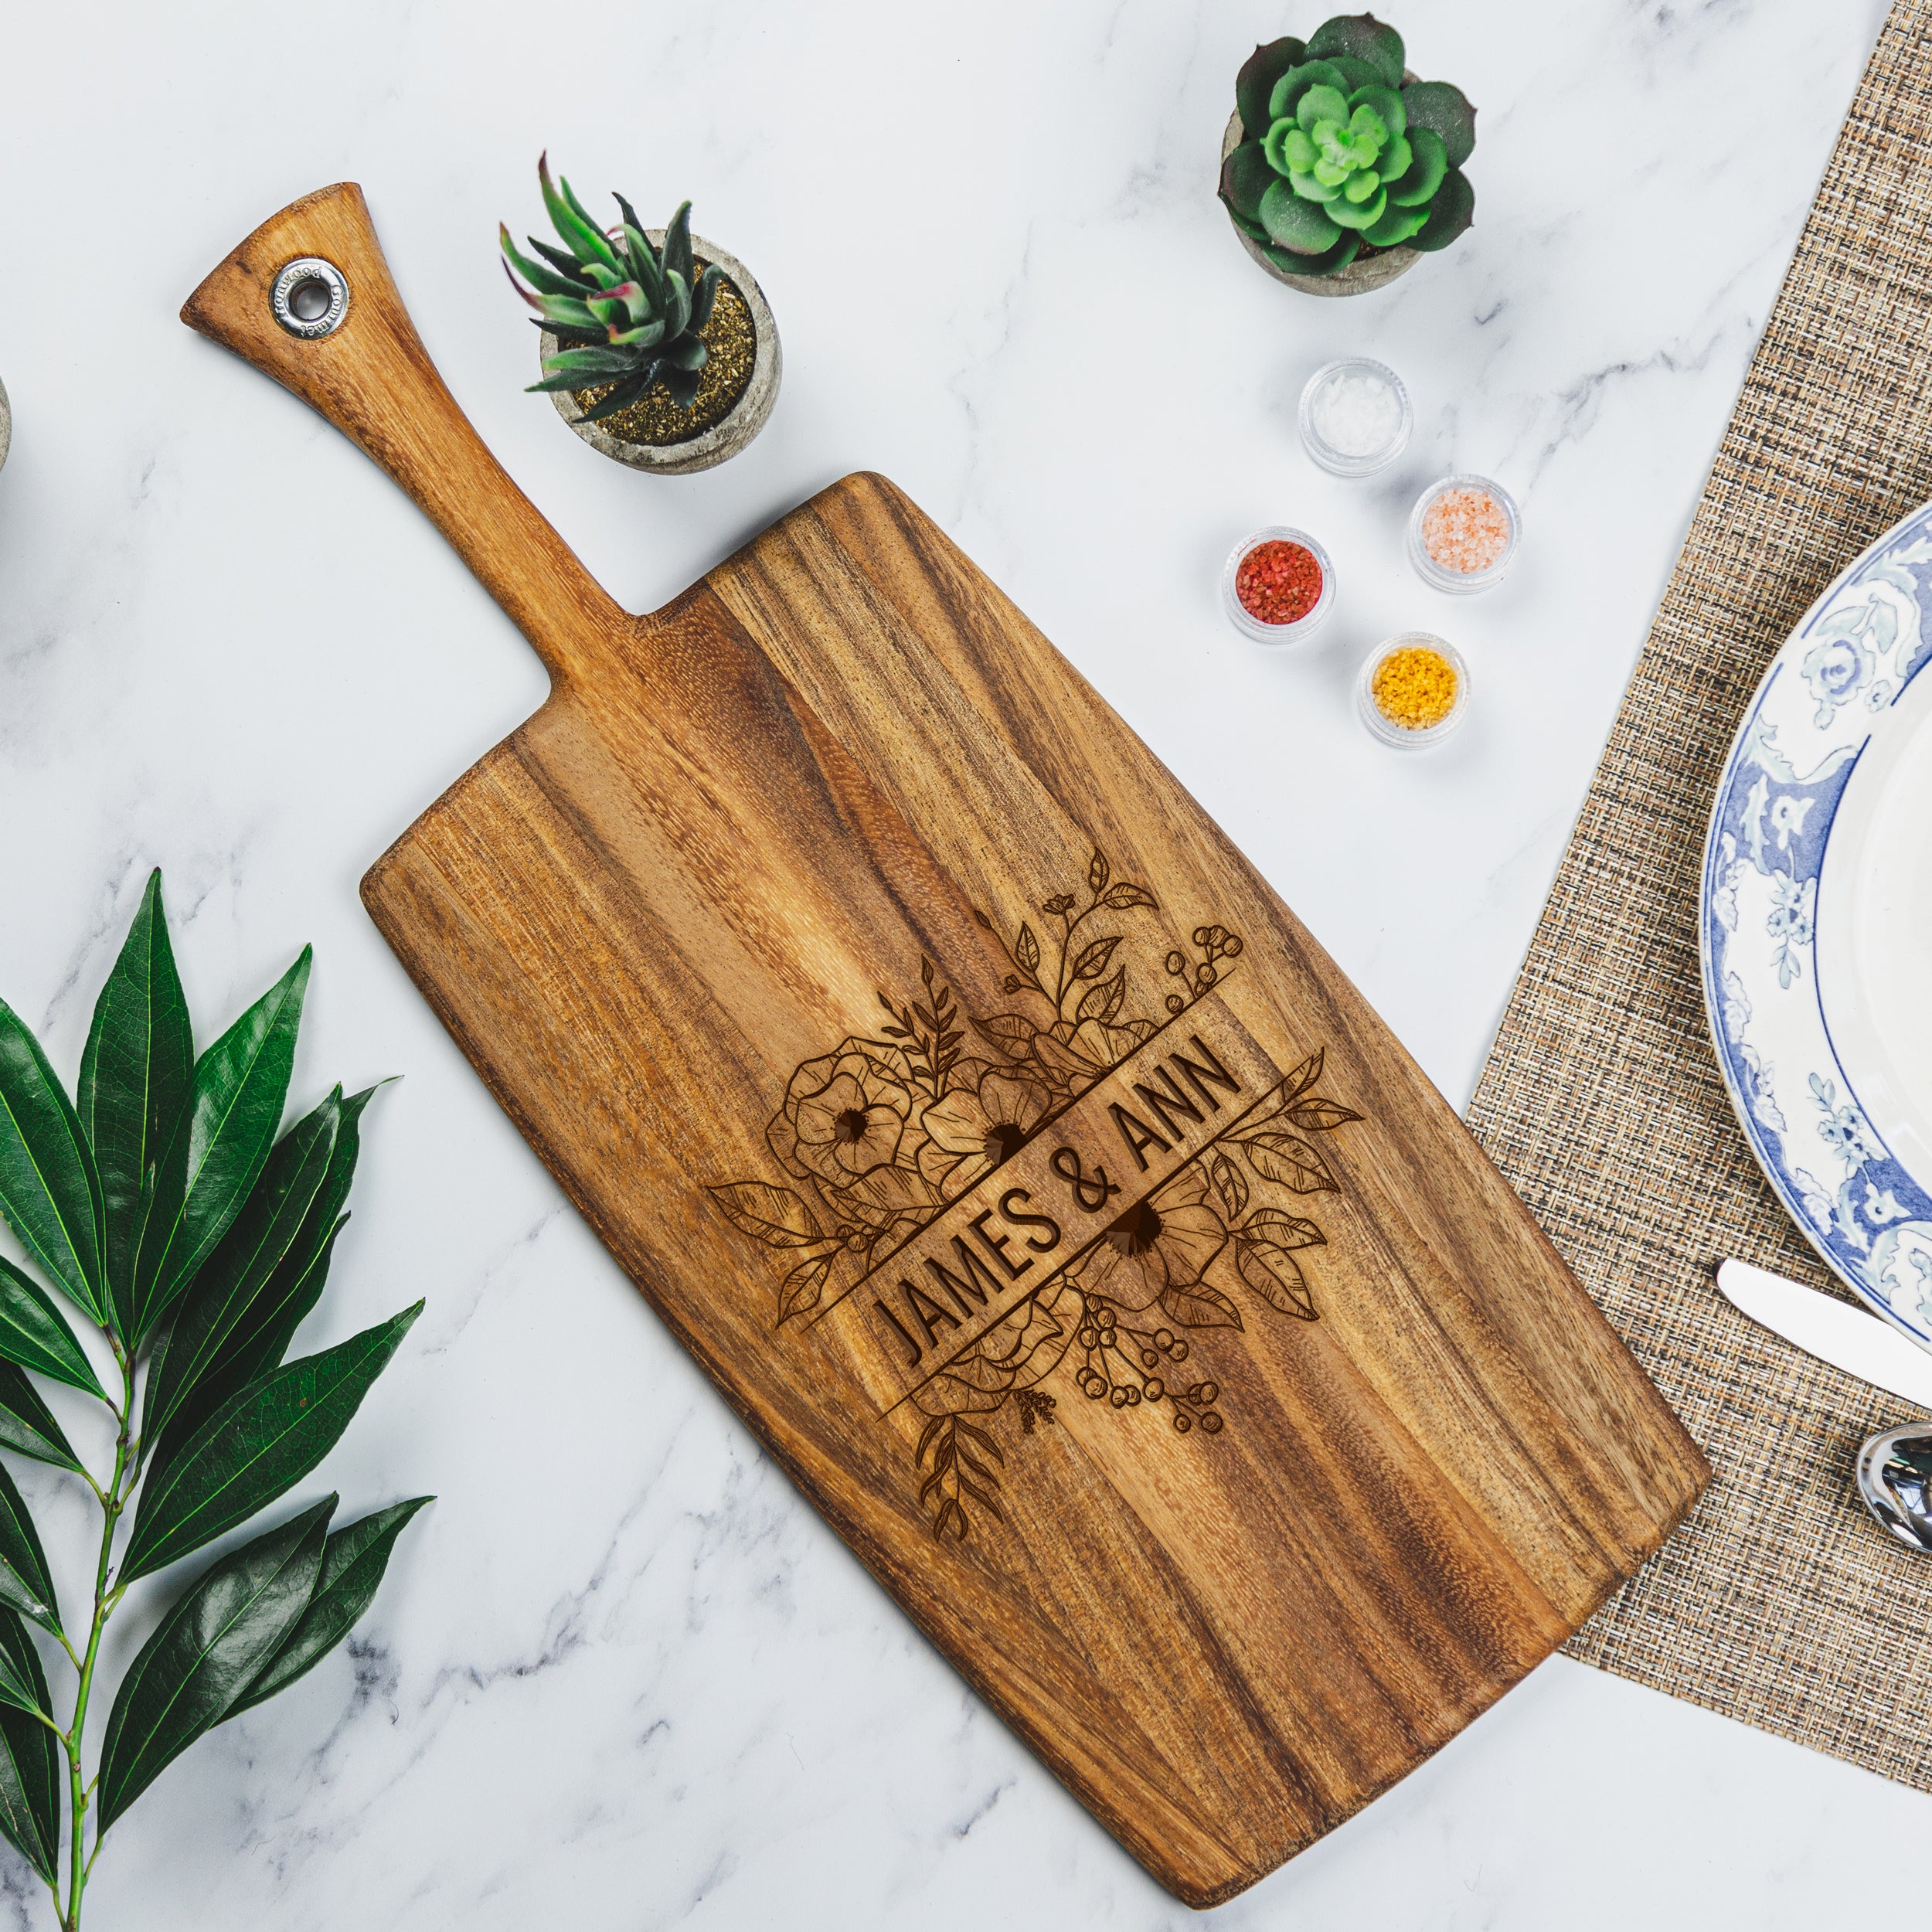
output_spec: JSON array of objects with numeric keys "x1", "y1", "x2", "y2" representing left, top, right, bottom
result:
[{"x1": 1702, "y1": 497, "x2": 1932, "y2": 1353}]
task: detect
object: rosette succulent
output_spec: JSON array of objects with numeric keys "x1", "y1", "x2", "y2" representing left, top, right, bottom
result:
[
  {"x1": 1219, "y1": 13, "x2": 1477, "y2": 280},
  {"x1": 501, "y1": 153, "x2": 724, "y2": 421}
]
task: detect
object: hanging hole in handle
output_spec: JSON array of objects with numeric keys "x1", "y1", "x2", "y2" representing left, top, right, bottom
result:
[{"x1": 271, "y1": 257, "x2": 350, "y2": 339}]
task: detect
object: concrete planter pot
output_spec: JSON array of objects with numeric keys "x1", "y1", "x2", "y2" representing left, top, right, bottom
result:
[
  {"x1": 0, "y1": 376, "x2": 10, "y2": 477},
  {"x1": 1219, "y1": 107, "x2": 1420, "y2": 298},
  {"x1": 542, "y1": 233, "x2": 781, "y2": 475}
]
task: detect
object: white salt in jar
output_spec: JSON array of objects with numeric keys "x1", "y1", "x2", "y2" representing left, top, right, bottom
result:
[{"x1": 1298, "y1": 358, "x2": 1411, "y2": 477}]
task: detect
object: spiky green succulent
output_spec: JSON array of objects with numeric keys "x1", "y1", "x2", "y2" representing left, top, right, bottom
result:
[
  {"x1": 501, "y1": 154, "x2": 724, "y2": 420},
  {"x1": 1219, "y1": 14, "x2": 1477, "y2": 281}
]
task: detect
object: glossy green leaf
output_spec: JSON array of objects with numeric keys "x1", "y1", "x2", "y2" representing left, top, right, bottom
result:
[
  {"x1": 1349, "y1": 82, "x2": 1405, "y2": 141},
  {"x1": 1401, "y1": 79, "x2": 1478, "y2": 166},
  {"x1": 1289, "y1": 167, "x2": 1342, "y2": 204},
  {"x1": 0, "y1": 1611, "x2": 57, "y2": 1882},
  {"x1": 0, "y1": 1257, "x2": 104, "y2": 1400},
  {"x1": 124, "y1": 1302, "x2": 420, "y2": 1582},
  {"x1": 1362, "y1": 200, "x2": 1431, "y2": 247},
  {"x1": 1410, "y1": 165, "x2": 1475, "y2": 251},
  {"x1": 1259, "y1": 231, "x2": 1360, "y2": 279},
  {"x1": 1236, "y1": 36, "x2": 1305, "y2": 140},
  {"x1": 0, "y1": 1461, "x2": 59, "y2": 1638},
  {"x1": 1386, "y1": 125, "x2": 1447, "y2": 206},
  {"x1": 1296, "y1": 83, "x2": 1351, "y2": 134},
  {"x1": 539, "y1": 154, "x2": 619, "y2": 274},
  {"x1": 1222, "y1": 140, "x2": 1279, "y2": 222},
  {"x1": 575, "y1": 368, "x2": 657, "y2": 423},
  {"x1": 0, "y1": 1631, "x2": 42, "y2": 1723},
  {"x1": 0, "y1": 995, "x2": 105, "y2": 1326},
  {"x1": 662, "y1": 200, "x2": 695, "y2": 291},
  {"x1": 98, "y1": 1498, "x2": 333, "y2": 1833},
  {"x1": 611, "y1": 194, "x2": 665, "y2": 304},
  {"x1": 230, "y1": 1497, "x2": 432, "y2": 1716},
  {"x1": 1259, "y1": 179, "x2": 1342, "y2": 254},
  {"x1": 498, "y1": 225, "x2": 586, "y2": 300},
  {"x1": 543, "y1": 345, "x2": 638, "y2": 379},
  {"x1": 144, "y1": 1086, "x2": 373, "y2": 1459},
  {"x1": 79, "y1": 870, "x2": 194, "y2": 1328},
  {"x1": 130, "y1": 948, "x2": 310, "y2": 1344},
  {"x1": 0, "y1": 1362, "x2": 81, "y2": 1475},
  {"x1": 1306, "y1": 12, "x2": 1405, "y2": 88},
  {"x1": 1327, "y1": 184, "x2": 1387, "y2": 230},
  {"x1": 1325, "y1": 54, "x2": 1382, "y2": 93},
  {"x1": 1267, "y1": 58, "x2": 1345, "y2": 124}
]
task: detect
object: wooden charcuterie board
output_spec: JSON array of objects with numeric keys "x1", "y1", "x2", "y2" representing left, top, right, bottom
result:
[{"x1": 183, "y1": 185, "x2": 1708, "y2": 1906}]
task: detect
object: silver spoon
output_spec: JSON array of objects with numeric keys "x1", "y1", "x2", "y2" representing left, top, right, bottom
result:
[{"x1": 1856, "y1": 1425, "x2": 1932, "y2": 1553}]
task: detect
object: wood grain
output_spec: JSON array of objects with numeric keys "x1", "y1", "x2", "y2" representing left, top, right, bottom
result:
[{"x1": 183, "y1": 184, "x2": 1709, "y2": 1907}]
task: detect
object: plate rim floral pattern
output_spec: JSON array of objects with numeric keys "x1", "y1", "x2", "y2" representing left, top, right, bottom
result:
[{"x1": 1700, "y1": 495, "x2": 1932, "y2": 1353}]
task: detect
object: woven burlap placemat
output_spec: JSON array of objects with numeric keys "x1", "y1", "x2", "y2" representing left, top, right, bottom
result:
[{"x1": 1465, "y1": 0, "x2": 1932, "y2": 1791}]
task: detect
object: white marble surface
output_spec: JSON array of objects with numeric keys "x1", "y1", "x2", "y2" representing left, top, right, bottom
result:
[{"x1": 0, "y1": 0, "x2": 1920, "y2": 1923}]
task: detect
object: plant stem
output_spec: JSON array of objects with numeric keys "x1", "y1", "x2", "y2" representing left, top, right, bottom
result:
[{"x1": 60, "y1": 1347, "x2": 135, "y2": 1932}]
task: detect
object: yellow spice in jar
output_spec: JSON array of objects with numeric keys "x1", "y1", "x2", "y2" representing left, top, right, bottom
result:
[{"x1": 1372, "y1": 645, "x2": 1458, "y2": 730}]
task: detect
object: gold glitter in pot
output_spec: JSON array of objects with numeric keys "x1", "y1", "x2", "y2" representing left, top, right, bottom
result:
[{"x1": 571, "y1": 265, "x2": 757, "y2": 447}]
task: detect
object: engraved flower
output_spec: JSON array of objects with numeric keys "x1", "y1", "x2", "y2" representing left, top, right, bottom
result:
[
  {"x1": 1077, "y1": 1164, "x2": 1227, "y2": 1313},
  {"x1": 911, "y1": 1284, "x2": 1077, "y2": 1417},
  {"x1": 768, "y1": 1042, "x2": 919, "y2": 1185},
  {"x1": 917, "y1": 1069, "x2": 1054, "y2": 1193}
]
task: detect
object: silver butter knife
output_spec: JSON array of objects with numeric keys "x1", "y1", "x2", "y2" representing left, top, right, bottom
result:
[{"x1": 1717, "y1": 1257, "x2": 1932, "y2": 1413}]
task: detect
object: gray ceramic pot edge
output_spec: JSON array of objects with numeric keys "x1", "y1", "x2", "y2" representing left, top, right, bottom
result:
[
  {"x1": 1219, "y1": 107, "x2": 1420, "y2": 298},
  {"x1": 0, "y1": 376, "x2": 10, "y2": 477},
  {"x1": 542, "y1": 231, "x2": 781, "y2": 475}
]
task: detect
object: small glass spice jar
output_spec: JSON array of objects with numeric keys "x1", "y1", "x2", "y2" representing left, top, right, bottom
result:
[
  {"x1": 1408, "y1": 474, "x2": 1521, "y2": 594},
  {"x1": 1298, "y1": 358, "x2": 1413, "y2": 477},
  {"x1": 1356, "y1": 632, "x2": 1469, "y2": 748},
  {"x1": 1222, "y1": 526, "x2": 1335, "y2": 645}
]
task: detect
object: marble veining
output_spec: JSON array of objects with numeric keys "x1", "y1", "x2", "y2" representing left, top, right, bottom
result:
[{"x1": 0, "y1": 0, "x2": 1920, "y2": 1924}]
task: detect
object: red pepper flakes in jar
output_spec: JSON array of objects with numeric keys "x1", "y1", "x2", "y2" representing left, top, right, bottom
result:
[{"x1": 1235, "y1": 539, "x2": 1323, "y2": 626}]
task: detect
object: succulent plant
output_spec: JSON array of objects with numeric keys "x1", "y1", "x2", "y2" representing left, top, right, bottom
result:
[
  {"x1": 501, "y1": 154, "x2": 724, "y2": 421},
  {"x1": 1219, "y1": 13, "x2": 1477, "y2": 280}
]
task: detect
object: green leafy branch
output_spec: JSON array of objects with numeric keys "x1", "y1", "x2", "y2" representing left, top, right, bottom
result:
[{"x1": 0, "y1": 872, "x2": 428, "y2": 1929}]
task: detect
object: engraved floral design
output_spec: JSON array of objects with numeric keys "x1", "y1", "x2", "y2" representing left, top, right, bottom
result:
[
  {"x1": 706, "y1": 849, "x2": 1362, "y2": 1542},
  {"x1": 917, "y1": 1068, "x2": 1053, "y2": 1194},
  {"x1": 776, "y1": 1043, "x2": 919, "y2": 1184},
  {"x1": 1080, "y1": 1165, "x2": 1228, "y2": 1311}
]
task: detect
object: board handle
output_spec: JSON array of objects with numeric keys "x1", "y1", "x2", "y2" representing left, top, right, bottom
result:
[{"x1": 182, "y1": 183, "x2": 624, "y2": 685}]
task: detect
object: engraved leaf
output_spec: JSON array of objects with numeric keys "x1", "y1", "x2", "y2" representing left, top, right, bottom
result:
[
  {"x1": 1239, "y1": 1131, "x2": 1338, "y2": 1194},
  {"x1": 1207, "y1": 1150, "x2": 1250, "y2": 1220},
  {"x1": 1235, "y1": 1236, "x2": 1318, "y2": 1320},
  {"x1": 1075, "y1": 967, "x2": 1128, "y2": 1025},
  {"x1": 1098, "y1": 883, "x2": 1158, "y2": 913},
  {"x1": 1088, "y1": 850, "x2": 1111, "y2": 895},
  {"x1": 1157, "y1": 1281, "x2": 1243, "y2": 1331},
  {"x1": 1241, "y1": 1208, "x2": 1326, "y2": 1251},
  {"x1": 708, "y1": 1182, "x2": 823, "y2": 1248},
  {"x1": 977, "y1": 1013, "x2": 1039, "y2": 1060},
  {"x1": 1278, "y1": 1047, "x2": 1325, "y2": 1107},
  {"x1": 1015, "y1": 923, "x2": 1041, "y2": 975},
  {"x1": 954, "y1": 1418, "x2": 1004, "y2": 1465},
  {"x1": 972, "y1": 908, "x2": 995, "y2": 932},
  {"x1": 1288, "y1": 1097, "x2": 1362, "y2": 1133},
  {"x1": 777, "y1": 1248, "x2": 837, "y2": 1322},
  {"x1": 1070, "y1": 935, "x2": 1120, "y2": 982}
]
